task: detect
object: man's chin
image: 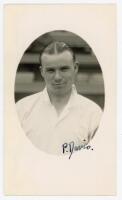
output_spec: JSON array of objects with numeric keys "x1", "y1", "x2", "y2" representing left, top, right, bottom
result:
[
  {"x1": 51, "y1": 88, "x2": 72, "y2": 97},
  {"x1": 50, "y1": 88, "x2": 65, "y2": 95}
]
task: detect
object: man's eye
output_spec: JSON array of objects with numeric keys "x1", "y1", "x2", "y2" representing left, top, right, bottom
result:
[
  {"x1": 61, "y1": 67, "x2": 69, "y2": 71},
  {"x1": 46, "y1": 69, "x2": 54, "y2": 73}
]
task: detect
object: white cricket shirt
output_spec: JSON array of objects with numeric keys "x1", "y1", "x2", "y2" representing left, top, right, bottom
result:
[{"x1": 16, "y1": 86, "x2": 102, "y2": 155}]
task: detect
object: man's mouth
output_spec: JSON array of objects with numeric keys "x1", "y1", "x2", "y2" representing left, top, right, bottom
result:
[
  {"x1": 52, "y1": 83, "x2": 65, "y2": 89},
  {"x1": 53, "y1": 83, "x2": 65, "y2": 86}
]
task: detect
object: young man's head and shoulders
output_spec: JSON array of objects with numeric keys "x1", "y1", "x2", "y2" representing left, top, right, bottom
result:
[
  {"x1": 16, "y1": 41, "x2": 102, "y2": 154},
  {"x1": 17, "y1": 41, "x2": 101, "y2": 112}
]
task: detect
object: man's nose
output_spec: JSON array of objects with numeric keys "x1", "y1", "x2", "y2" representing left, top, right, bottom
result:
[{"x1": 54, "y1": 70, "x2": 62, "y2": 81}]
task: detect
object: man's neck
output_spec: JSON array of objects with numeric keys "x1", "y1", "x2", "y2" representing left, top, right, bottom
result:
[{"x1": 47, "y1": 89, "x2": 72, "y2": 116}]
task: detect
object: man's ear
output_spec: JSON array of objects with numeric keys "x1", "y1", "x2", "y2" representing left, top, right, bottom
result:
[
  {"x1": 74, "y1": 62, "x2": 79, "y2": 74},
  {"x1": 40, "y1": 66, "x2": 44, "y2": 78}
]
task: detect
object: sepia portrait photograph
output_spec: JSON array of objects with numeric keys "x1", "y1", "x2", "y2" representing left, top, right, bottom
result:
[
  {"x1": 4, "y1": 3, "x2": 116, "y2": 196},
  {"x1": 15, "y1": 30, "x2": 104, "y2": 156}
]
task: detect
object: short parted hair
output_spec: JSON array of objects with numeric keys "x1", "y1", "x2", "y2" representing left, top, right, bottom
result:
[{"x1": 40, "y1": 41, "x2": 76, "y2": 65}]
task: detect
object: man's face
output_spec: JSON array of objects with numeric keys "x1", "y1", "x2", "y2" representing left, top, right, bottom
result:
[{"x1": 41, "y1": 50, "x2": 78, "y2": 97}]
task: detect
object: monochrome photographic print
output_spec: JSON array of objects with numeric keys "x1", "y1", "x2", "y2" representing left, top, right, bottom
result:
[
  {"x1": 4, "y1": 4, "x2": 116, "y2": 195},
  {"x1": 15, "y1": 30, "x2": 104, "y2": 157}
]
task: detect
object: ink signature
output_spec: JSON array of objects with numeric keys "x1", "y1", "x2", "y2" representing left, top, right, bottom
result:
[{"x1": 62, "y1": 141, "x2": 93, "y2": 159}]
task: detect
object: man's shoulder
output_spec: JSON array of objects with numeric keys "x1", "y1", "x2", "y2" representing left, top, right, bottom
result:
[
  {"x1": 76, "y1": 93, "x2": 102, "y2": 113},
  {"x1": 16, "y1": 91, "x2": 43, "y2": 108}
]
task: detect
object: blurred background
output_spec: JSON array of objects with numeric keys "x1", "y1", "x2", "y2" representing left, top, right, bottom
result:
[{"x1": 14, "y1": 30, "x2": 105, "y2": 109}]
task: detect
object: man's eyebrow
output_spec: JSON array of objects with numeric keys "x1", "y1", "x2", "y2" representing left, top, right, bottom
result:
[
  {"x1": 45, "y1": 66, "x2": 55, "y2": 69},
  {"x1": 45, "y1": 66, "x2": 70, "y2": 69},
  {"x1": 60, "y1": 66, "x2": 70, "y2": 68}
]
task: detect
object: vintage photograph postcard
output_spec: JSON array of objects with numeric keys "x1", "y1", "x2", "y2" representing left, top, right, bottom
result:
[{"x1": 4, "y1": 4, "x2": 116, "y2": 195}]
